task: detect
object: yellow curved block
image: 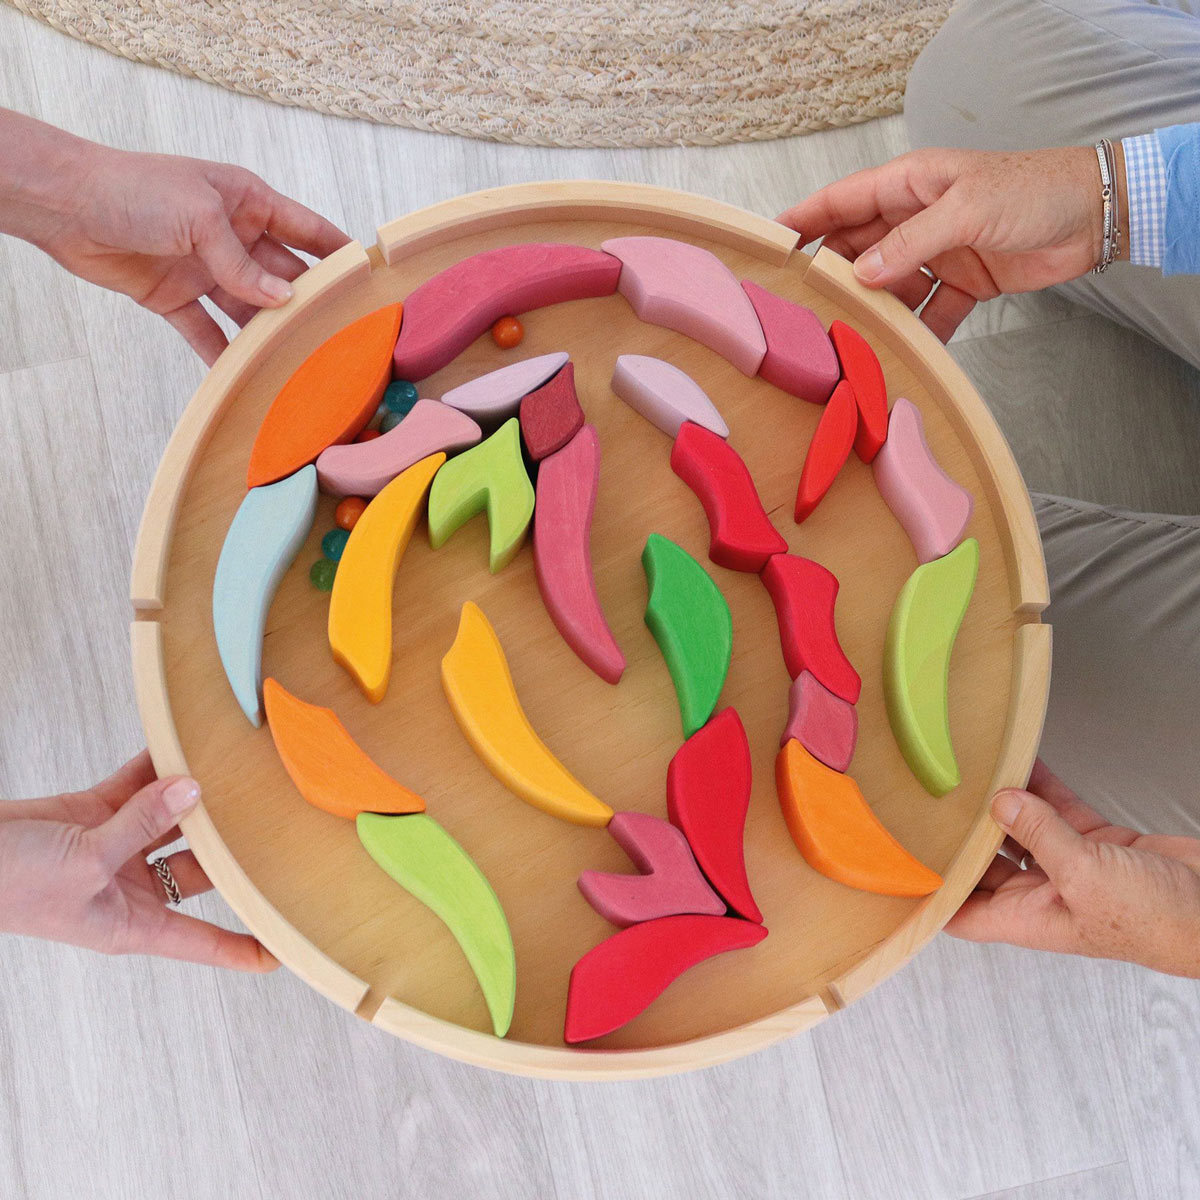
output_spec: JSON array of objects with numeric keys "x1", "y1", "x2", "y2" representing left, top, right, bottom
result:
[
  {"x1": 328, "y1": 452, "x2": 445, "y2": 703},
  {"x1": 441, "y1": 602, "x2": 613, "y2": 827}
]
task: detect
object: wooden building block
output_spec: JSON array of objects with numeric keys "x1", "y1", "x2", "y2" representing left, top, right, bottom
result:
[
  {"x1": 670, "y1": 421, "x2": 787, "y2": 573},
  {"x1": 357, "y1": 812, "x2": 516, "y2": 1038},
  {"x1": 519, "y1": 361, "x2": 585, "y2": 461},
  {"x1": 884, "y1": 538, "x2": 979, "y2": 797},
  {"x1": 262, "y1": 678, "x2": 425, "y2": 819},
  {"x1": 642, "y1": 533, "x2": 733, "y2": 738},
  {"x1": 246, "y1": 303, "x2": 401, "y2": 488},
  {"x1": 829, "y1": 319, "x2": 889, "y2": 463},
  {"x1": 315, "y1": 399, "x2": 481, "y2": 497},
  {"x1": 532, "y1": 425, "x2": 626, "y2": 684},
  {"x1": 440, "y1": 352, "x2": 569, "y2": 421},
  {"x1": 794, "y1": 379, "x2": 856, "y2": 522},
  {"x1": 872, "y1": 397, "x2": 974, "y2": 563},
  {"x1": 609, "y1": 354, "x2": 729, "y2": 439},
  {"x1": 393, "y1": 244, "x2": 621, "y2": 380},
  {"x1": 564, "y1": 914, "x2": 768, "y2": 1043},
  {"x1": 601, "y1": 236, "x2": 768, "y2": 375},
  {"x1": 781, "y1": 671, "x2": 858, "y2": 773},
  {"x1": 441, "y1": 602, "x2": 614, "y2": 827},
  {"x1": 427, "y1": 418, "x2": 535, "y2": 573},
  {"x1": 760, "y1": 554, "x2": 861, "y2": 704},
  {"x1": 666, "y1": 707, "x2": 762, "y2": 923},
  {"x1": 577, "y1": 811, "x2": 725, "y2": 927},
  {"x1": 776, "y1": 739, "x2": 943, "y2": 897},
  {"x1": 212, "y1": 465, "x2": 317, "y2": 727},
  {"x1": 740, "y1": 280, "x2": 839, "y2": 404},
  {"x1": 327, "y1": 453, "x2": 444, "y2": 703}
]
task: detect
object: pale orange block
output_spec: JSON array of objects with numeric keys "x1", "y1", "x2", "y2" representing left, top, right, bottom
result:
[
  {"x1": 775, "y1": 739, "x2": 942, "y2": 898},
  {"x1": 247, "y1": 303, "x2": 402, "y2": 488},
  {"x1": 328, "y1": 452, "x2": 445, "y2": 703},
  {"x1": 263, "y1": 678, "x2": 425, "y2": 820}
]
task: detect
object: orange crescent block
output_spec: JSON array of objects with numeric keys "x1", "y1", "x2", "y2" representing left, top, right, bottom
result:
[
  {"x1": 262, "y1": 679, "x2": 425, "y2": 819},
  {"x1": 328, "y1": 452, "x2": 445, "y2": 703},
  {"x1": 829, "y1": 319, "x2": 889, "y2": 463},
  {"x1": 441, "y1": 602, "x2": 614, "y2": 827},
  {"x1": 775, "y1": 739, "x2": 942, "y2": 897},
  {"x1": 247, "y1": 303, "x2": 402, "y2": 488}
]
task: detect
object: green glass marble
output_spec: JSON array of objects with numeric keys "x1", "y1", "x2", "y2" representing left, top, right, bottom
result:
[
  {"x1": 309, "y1": 558, "x2": 337, "y2": 591},
  {"x1": 384, "y1": 379, "x2": 420, "y2": 415}
]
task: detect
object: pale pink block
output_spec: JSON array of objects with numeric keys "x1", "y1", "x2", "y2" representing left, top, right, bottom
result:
[
  {"x1": 872, "y1": 397, "x2": 974, "y2": 563},
  {"x1": 314, "y1": 399, "x2": 481, "y2": 497},
  {"x1": 781, "y1": 671, "x2": 859, "y2": 773},
  {"x1": 440, "y1": 352, "x2": 569, "y2": 421},
  {"x1": 601, "y1": 236, "x2": 768, "y2": 376},
  {"x1": 610, "y1": 354, "x2": 729, "y2": 439},
  {"x1": 741, "y1": 280, "x2": 839, "y2": 404},
  {"x1": 578, "y1": 811, "x2": 727, "y2": 928},
  {"x1": 533, "y1": 425, "x2": 626, "y2": 684},
  {"x1": 393, "y1": 243, "x2": 622, "y2": 381}
]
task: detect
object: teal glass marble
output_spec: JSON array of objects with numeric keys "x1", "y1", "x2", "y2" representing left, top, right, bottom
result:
[
  {"x1": 321, "y1": 528, "x2": 350, "y2": 561},
  {"x1": 384, "y1": 379, "x2": 419, "y2": 415}
]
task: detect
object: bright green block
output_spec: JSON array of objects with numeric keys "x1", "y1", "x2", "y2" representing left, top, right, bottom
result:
[
  {"x1": 642, "y1": 533, "x2": 733, "y2": 738},
  {"x1": 356, "y1": 812, "x2": 516, "y2": 1038},
  {"x1": 427, "y1": 418, "x2": 534, "y2": 573},
  {"x1": 883, "y1": 537, "x2": 979, "y2": 797}
]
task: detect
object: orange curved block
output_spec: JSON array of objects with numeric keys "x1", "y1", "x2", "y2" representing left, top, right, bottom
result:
[
  {"x1": 263, "y1": 678, "x2": 425, "y2": 820},
  {"x1": 829, "y1": 319, "x2": 889, "y2": 463},
  {"x1": 775, "y1": 739, "x2": 942, "y2": 897},
  {"x1": 247, "y1": 303, "x2": 402, "y2": 488},
  {"x1": 795, "y1": 379, "x2": 856, "y2": 523}
]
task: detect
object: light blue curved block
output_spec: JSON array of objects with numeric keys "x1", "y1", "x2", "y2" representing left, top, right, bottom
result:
[{"x1": 212, "y1": 466, "x2": 318, "y2": 726}]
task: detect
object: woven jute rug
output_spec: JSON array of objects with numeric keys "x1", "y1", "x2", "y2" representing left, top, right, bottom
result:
[{"x1": 6, "y1": 0, "x2": 950, "y2": 147}]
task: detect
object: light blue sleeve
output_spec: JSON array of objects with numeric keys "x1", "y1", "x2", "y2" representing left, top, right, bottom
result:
[{"x1": 1158, "y1": 123, "x2": 1200, "y2": 275}]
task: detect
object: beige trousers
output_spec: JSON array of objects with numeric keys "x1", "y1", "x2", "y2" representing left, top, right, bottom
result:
[{"x1": 906, "y1": 0, "x2": 1200, "y2": 835}]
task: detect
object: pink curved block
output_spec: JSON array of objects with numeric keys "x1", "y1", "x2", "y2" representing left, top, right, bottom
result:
[
  {"x1": 315, "y1": 399, "x2": 481, "y2": 497},
  {"x1": 601, "y1": 237, "x2": 767, "y2": 376},
  {"x1": 578, "y1": 811, "x2": 726, "y2": 928},
  {"x1": 440, "y1": 352, "x2": 569, "y2": 421},
  {"x1": 533, "y1": 425, "x2": 626, "y2": 684},
  {"x1": 670, "y1": 422, "x2": 787, "y2": 573},
  {"x1": 393, "y1": 245, "x2": 621, "y2": 381},
  {"x1": 741, "y1": 280, "x2": 839, "y2": 404},
  {"x1": 781, "y1": 670, "x2": 859, "y2": 773},
  {"x1": 610, "y1": 355, "x2": 729, "y2": 439},
  {"x1": 872, "y1": 397, "x2": 974, "y2": 563}
]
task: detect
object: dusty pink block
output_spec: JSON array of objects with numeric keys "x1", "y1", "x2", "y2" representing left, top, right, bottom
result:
[
  {"x1": 741, "y1": 280, "x2": 839, "y2": 404},
  {"x1": 440, "y1": 352, "x2": 568, "y2": 421},
  {"x1": 872, "y1": 397, "x2": 974, "y2": 563},
  {"x1": 781, "y1": 671, "x2": 859, "y2": 773}
]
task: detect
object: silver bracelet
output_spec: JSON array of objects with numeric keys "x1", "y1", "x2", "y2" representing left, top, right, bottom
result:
[{"x1": 1091, "y1": 138, "x2": 1118, "y2": 274}]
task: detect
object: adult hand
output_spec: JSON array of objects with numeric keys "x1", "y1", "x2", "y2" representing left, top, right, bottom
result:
[
  {"x1": 778, "y1": 146, "x2": 1107, "y2": 343},
  {"x1": 0, "y1": 750, "x2": 276, "y2": 972},
  {"x1": 947, "y1": 759, "x2": 1200, "y2": 978}
]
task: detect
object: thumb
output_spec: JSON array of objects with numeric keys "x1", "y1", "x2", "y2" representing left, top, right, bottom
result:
[
  {"x1": 992, "y1": 787, "x2": 1093, "y2": 885},
  {"x1": 853, "y1": 196, "x2": 967, "y2": 286},
  {"x1": 88, "y1": 777, "x2": 201, "y2": 875},
  {"x1": 193, "y1": 210, "x2": 293, "y2": 308}
]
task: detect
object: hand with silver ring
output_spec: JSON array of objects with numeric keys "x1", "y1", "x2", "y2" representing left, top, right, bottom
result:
[{"x1": 0, "y1": 750, "x2": 277, "y2": 972}]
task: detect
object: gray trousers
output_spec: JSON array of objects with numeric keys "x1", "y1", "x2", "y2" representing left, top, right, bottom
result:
[{"x1": 906, "y1": 0, "x2": 1200, "y2": 836}]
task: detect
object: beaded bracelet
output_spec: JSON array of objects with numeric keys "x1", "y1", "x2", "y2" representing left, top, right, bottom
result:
[{"x1": 1091, "y1": 138, "x2": 1122, "y2": 273}]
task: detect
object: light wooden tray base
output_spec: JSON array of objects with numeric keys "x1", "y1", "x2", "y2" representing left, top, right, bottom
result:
[{"x1": 130, "y1": 182, "x2": 1050, "y2": 1080}]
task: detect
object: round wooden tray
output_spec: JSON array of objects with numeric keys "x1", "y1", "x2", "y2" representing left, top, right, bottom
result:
[{"x1": 130, "y1": 182, "x2": 1050, "y2": 1080}]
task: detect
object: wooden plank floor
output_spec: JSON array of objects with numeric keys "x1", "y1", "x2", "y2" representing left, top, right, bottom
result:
[{"x1": 2, "y1": 7, "x2": 1198, "y2": 1197}]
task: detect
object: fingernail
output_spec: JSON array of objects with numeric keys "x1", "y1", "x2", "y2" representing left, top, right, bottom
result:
[
  {"x1": 992, "y1": 789, "x2": 1025, "y2": 830},
  {"x1": 261, "y1": 275, "x2": 293, "y2": 304},
  {"x1": 164, "y1": 778, "x2": 201, "y2": 815},
  {"x1": 854, "y1": 248, "x2": 884, "y2": 281}
]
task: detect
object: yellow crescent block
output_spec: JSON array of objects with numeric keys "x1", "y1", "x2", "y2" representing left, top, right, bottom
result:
[
  {"x1": 328, "y1": 452, "x2": 445, "y2": 703},
  {"x1": 441, "y1": 601, "x2": 613, "y2": 827}
]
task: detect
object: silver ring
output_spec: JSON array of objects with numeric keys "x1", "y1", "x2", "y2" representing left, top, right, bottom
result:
[
  {"x1": 1018, "y1": 852, "x2": 1036, "y2": 871},
  {"x1": 151, "y1": 856, "x2": 183, "y2": 906},
  {"x1": 918, "y1": 264, "x2": 939, "y2": 283}
]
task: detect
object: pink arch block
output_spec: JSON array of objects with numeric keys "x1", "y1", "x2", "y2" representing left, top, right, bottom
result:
[
  {"x1": 440, "y1": 352, "x2": 569, "y2": 421},
  {"x1": 781, "y1": 670, "x2": 859, "y2": 773},
  {"x1": 610, "y1": 354, "x2": 729, "y2": 439},
  {"x1": 741, "y1": 280, "x2": 839, "y2": 404}
]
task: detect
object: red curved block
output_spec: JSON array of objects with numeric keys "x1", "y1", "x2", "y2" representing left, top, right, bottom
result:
[
  {"x1": 666, "y1": 707, "x2": 762, "y2": 922},
  {"x1": 533, "y1": 425, "x2": 626, "y2": 684},
  {"x1": 795, "y1": 379, "x2": 856, "y2": 523},
  {"x1": 393, "y1": 244, "x2": 621, "y2": 381},
  {"x1": 741, "y1": 280, "x2": 839, "y2": 404},
  {"x1": 829, "y1": 319, "x2": 889, "y2": 463},
  {"x1": 519, "y1": 361, "x2": 585, "y2": 461},
  {"x1": 761, "y1": 554, "x2": 862, "y2": 704},
  {"x1": 564, "y1": 914, "x2": 768, "y2": 1043},
  {"x1": 670, "y1": 422, "x2": 787, "y2": 573}
]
